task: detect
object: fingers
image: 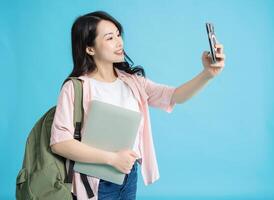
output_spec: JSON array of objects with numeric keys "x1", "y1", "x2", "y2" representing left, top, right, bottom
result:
[
  {"x1": 216, "y1": 53, "x2": 225, "y2": 59},
  {"x1": 130, "y1": 151, "x2": 139, "y2": 158},
  {"x1": 127, "y1": 157, "x2": 136, "y2": 165},
  {"x1": 215, "y1": 43, "x2": 223, "y2": 48},
  {"x1": 115, "y1": 149, "x2": 138, "y2": 174},
  {"x1": 203, "y1": 51, "x2": 225, "y2": 60},
  {"x1": 120, "y1": 160, "x2": 135, "y2": 174},
  {"x1": 211, "y1": 60, "x2": 225, "y2": 68},
  {"x1": 215, "y1": 43, "x2": 224, "y2": 54},
  {"x1": 214, "y1": 43, "x2": 225, "y2": 61},
  {"x1": 122, "y1": 149, "x2": 138, "y2": 159},
  {"x1": 203, "y1": 51, "x2": 209, "y2": 55},
  {"x1": 202, "y1": 51, "x2": 211, "y2": 60},
  {"x1": 125, "y1": 158, "x2": 136, "y2": 174}
]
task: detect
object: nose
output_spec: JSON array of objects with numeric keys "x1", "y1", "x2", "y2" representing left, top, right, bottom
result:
[{"x1": 116, "y1": 36, "x2": 123, "y2": 48}]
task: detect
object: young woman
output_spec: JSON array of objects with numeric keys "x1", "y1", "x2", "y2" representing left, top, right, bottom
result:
[{"x1": 50, "y1": 11, "x2": 225, "y2": 200}]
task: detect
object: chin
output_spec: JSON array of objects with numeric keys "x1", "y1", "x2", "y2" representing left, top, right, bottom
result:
[{"x1": 113, "y1": 58, "x2": 125, "y2": 63}]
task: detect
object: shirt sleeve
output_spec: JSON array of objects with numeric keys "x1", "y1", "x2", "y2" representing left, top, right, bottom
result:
[
  {"x1": 50, "y1": 80, "x2": 75, "y2": 146},
  {"x1": 136, "y1": 75, "x2": 176, "y2": 113}
]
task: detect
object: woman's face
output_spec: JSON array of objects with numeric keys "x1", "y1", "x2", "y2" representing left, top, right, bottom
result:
[{"x1": 89, "y1": 20, "x2": 124, "y2": 64}]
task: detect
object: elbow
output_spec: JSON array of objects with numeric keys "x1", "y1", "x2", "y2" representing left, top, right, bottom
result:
[
  {"x1": 171, "y1": 96, "x2": 178, "y2": 105},
  {"x1": 50, "y1": 139, "x2": 74, "y2": 156},
  {"x1": 171, "y1": 88, "x2": 179, "y2": 104},
  {"x1": 171, "y1": 93, "x2": 179, "y2": 105},
  {"x1": 172, "y1": 90, "x2": 189, "y2": 104},
  {"x1": 50, "y1": 144, "x2": 59, "y2": 154},
  {"x1": 50, "y1": 142, "x2": 65, "y2": 155}
]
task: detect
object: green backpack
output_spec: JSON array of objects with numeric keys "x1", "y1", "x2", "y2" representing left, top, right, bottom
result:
[{"x1": 16, "y1": 77, "x2": 94, "y2": 200}]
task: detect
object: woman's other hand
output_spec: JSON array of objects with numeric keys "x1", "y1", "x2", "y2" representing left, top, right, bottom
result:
[
  {"x1": 202, "y1": 43, "x2": 226, "y2": 79},
  {"x1": 107, "y1": 149, "x2": 138, "y2": 174}
]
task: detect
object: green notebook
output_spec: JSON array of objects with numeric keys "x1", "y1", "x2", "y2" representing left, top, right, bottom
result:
[{"x1": 73, "y1": 100, "x2": 142, "y2": 185}]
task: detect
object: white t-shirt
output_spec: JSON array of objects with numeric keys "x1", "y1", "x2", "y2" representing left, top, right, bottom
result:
[{"x1": 88, "y1": 77, "x2": 142, "y2": 160}]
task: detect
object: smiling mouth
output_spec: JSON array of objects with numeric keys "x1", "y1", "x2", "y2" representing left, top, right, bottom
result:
[{"x1": 114, "y1": 50, "x2": 124, "y2": 55}]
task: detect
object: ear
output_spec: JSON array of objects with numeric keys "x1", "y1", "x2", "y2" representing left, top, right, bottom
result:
[{"x1": 86, "y1": 46, "x2": 95, "y2": 55}]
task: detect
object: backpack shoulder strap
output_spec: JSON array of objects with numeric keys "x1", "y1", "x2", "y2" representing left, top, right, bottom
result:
[
  {"x1": 64, "y1": 77, "x2": 95, "y2": 198},
  {"x1": 68, "y1": 77, "x2": 83, "y2": 140}
]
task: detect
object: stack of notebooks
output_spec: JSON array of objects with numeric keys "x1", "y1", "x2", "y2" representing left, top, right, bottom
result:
[{"x1": 73, "y1": 100, "x2": 141, "y2": 185}]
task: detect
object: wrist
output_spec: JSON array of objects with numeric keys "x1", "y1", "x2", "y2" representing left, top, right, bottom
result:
[
  {"x1": 201, "y1": 69, "x2": 214, "y2": 80},
  {"x1": 105, "y1": 151, "x2": 115, "y2": 166}
]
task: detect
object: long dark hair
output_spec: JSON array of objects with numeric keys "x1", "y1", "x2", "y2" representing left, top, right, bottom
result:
[{"x1": 63, "y1": 11, "x2": 145, "y2": 85}]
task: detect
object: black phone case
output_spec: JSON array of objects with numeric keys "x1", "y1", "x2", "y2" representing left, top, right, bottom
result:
[{"x1": 206, "y1": 23, "x2": 217, "y2": 64}]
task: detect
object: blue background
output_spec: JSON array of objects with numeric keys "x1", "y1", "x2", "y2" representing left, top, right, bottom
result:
[{"x1": 1, "y1": 0, "x2": 274, "y2": 199}]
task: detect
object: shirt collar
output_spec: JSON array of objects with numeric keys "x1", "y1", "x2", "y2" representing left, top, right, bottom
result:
[
  {"x1": 77, "y1": 67, "x2": 127, "y2": 81},
  {"x1": 76, "y1": 67, "x2": 144, "y2": 108}
]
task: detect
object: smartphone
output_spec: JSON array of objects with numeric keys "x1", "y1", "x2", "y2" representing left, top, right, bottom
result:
[{"x1": 206, "y1": 23, "x2": 218, "y2": 64}]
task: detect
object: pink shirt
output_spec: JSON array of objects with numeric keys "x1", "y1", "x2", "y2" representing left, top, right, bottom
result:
[{"x1": 50, "y1": 67, "x2": 176, "y2": 200}]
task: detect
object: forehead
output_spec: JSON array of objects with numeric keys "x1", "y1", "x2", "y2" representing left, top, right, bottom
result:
[{"x1": 97, "y1": 20, "x2": 118, "y2": 36}]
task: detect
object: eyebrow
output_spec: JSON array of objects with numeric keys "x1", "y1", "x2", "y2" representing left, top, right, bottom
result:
[{"x1": 104, "y1": 29, "x2": 120, "y2": 37}]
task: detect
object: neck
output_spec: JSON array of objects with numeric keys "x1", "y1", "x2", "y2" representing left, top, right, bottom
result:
[{"x1": 88, "y1": 61, "x2": 118, "y2": 82}]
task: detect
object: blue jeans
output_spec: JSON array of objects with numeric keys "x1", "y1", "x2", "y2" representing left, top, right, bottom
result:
[{"x1": 98, "y1": 161, "x2": 138, "y2": 200}]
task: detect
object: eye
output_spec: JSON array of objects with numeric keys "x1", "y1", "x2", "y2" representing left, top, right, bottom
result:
[{"x1": 107, "y1": 34, "x2": 121, "y2": 40}]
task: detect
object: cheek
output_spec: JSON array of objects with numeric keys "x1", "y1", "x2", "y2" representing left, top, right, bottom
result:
[
  {"x1": 100, "y1": 42, "x2": 115, "y2": 53},
  {"x1": 97, "y1": 44, "x2": 119, "y2": 60},
  {"x1": 94, "y1": 44, "x2": 108, "y2": 57}
]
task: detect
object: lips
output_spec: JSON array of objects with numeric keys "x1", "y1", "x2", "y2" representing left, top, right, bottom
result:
[{"x1": 114, "y1": 49, "x2": 124, "y2": 54}]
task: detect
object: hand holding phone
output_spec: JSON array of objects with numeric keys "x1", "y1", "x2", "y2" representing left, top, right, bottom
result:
[{"x1": 206, "y1": 23, "x2": 218, "y2": 64}]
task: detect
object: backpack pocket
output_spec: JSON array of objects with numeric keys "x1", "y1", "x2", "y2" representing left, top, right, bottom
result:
[
  {"x1": 16, "y1": 168, "x2": 35, "y2": 200},
  {"x1": 29, "y1": 162, "x2": 72, "y2": 200}
]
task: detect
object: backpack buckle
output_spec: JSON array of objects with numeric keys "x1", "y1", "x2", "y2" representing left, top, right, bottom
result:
[{"x1": 74, "y1": 122, "x2": 81, "y2": 141}]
